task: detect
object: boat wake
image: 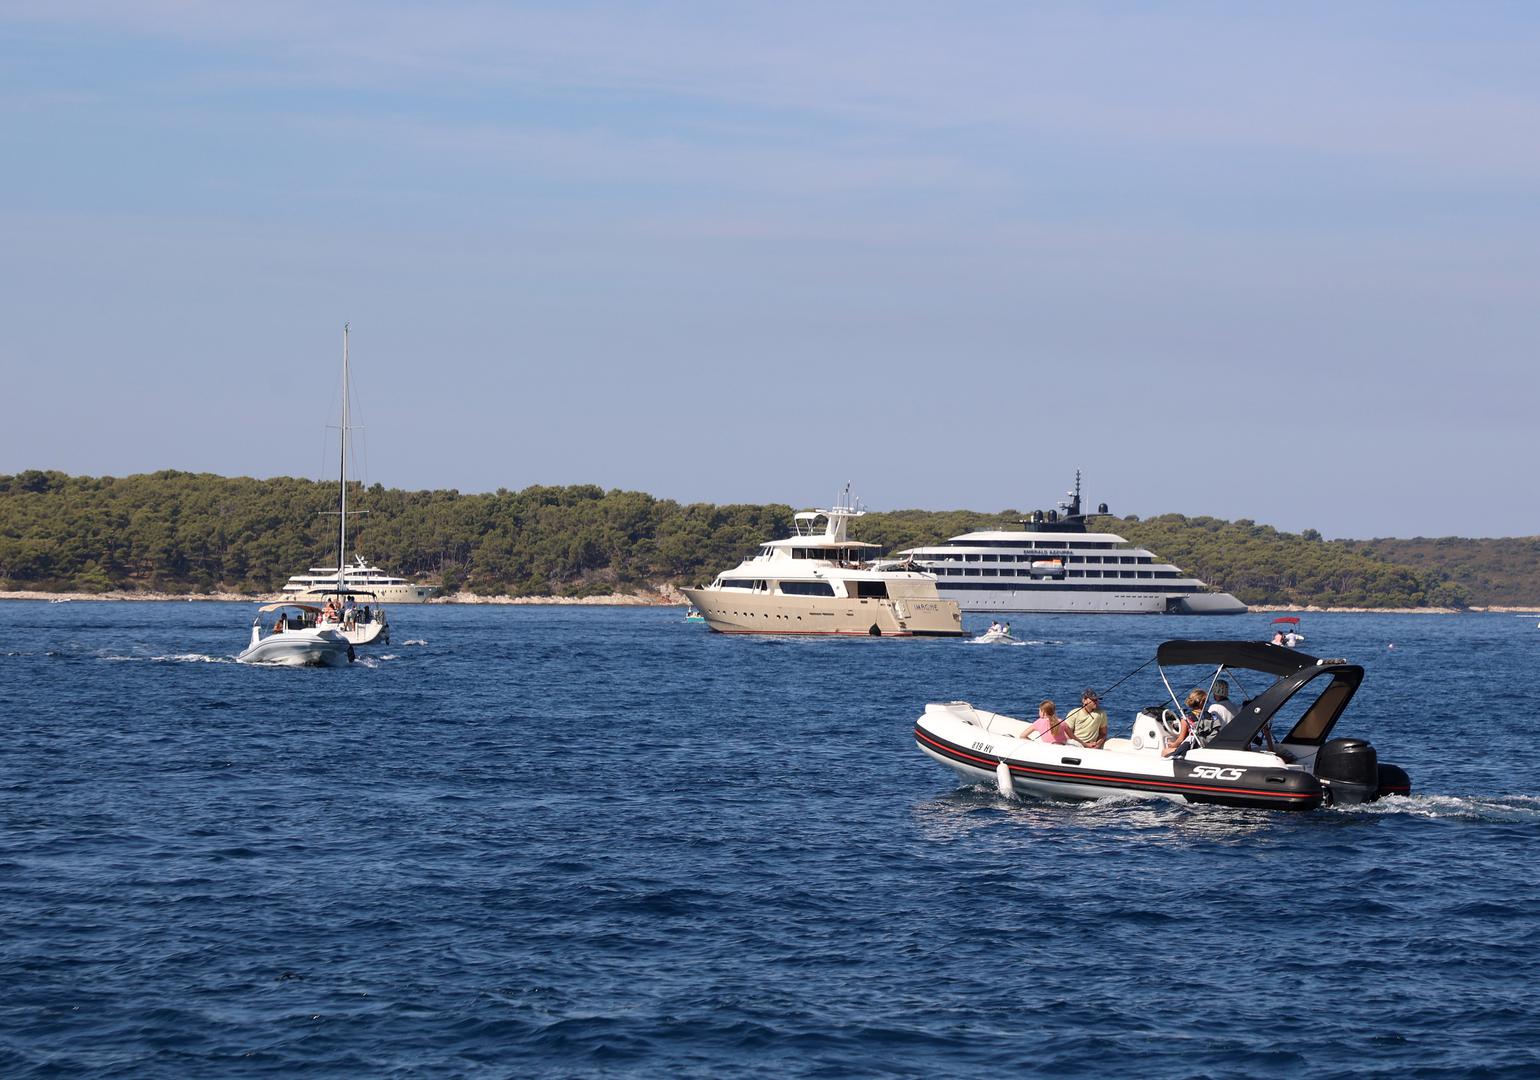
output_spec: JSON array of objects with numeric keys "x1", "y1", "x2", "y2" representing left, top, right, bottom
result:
[
  {"x1": 100, "y1": 652, "x2": 234, "y2": 664},
  {"x1": 401, "y1": 639, "x2": 428, "y2": 646},
  {"x1": 1341, "y1": 793, "x2": 1540, "y2": 823}
]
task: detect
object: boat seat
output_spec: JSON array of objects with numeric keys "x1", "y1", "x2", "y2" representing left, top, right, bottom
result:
[{"x1": 1103, "y1": 737, "x2": 1136, "y2": 754}]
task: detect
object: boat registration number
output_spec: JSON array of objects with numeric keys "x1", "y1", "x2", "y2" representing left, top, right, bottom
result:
[{"x1": 971, "y1": 741, "x2": 995, "y2": 753}]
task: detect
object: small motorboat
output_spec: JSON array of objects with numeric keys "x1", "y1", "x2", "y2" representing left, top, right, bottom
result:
[
  {"x1": 914, "y1": 640, "x2": 1410, "y2": 811},
  {"x1": 684, "y1": 607, "x2": 706, "y2": 623},
  {"x1": 973, "y1": 622, "x2": 1017, "y2": 644},
  {"x1": 237, "y1": 603, "x2": 353, "y2": 667},
  {"x1": 1270, "y1": 615, "x2": 1305, "y2": 647}
]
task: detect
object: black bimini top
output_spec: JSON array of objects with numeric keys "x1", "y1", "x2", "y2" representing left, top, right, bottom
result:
[
  {"x1": 1155, "y1": 639, "x2": 1365, "y2": 751},
  {"x1": 1155, "y1": 640, "x2": 1318, "y2": 676}
]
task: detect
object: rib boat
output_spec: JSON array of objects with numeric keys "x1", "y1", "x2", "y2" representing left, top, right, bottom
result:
[
  {"x1": 914, "y1": 640, "x2": 1410, "y2": 811},
  {"x1": 237, "y1": 603, "x2": 353, "y2": 666}
]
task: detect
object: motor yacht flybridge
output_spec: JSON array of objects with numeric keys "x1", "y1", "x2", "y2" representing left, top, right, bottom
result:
[
  {"x1": 682, "y1": 490, "x2": 966, "y2": 637},
  {"x1": 896, "y1": 473, "x2": 1246, "y2": 615}
]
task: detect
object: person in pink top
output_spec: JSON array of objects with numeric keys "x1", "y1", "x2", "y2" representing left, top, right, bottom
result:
[{"x1": 1027, "y1": 700, "x2": 1072, "y2": 744}]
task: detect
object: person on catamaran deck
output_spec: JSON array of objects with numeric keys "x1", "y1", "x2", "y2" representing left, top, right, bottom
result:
[{"x1": 1064, "y1": 688, "x2": 1108, "y2": 749}]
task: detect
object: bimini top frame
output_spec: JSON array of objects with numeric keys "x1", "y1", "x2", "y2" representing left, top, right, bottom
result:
[{"x1": 1153, "y1": 640, "x2": 1365, "y2": 752}]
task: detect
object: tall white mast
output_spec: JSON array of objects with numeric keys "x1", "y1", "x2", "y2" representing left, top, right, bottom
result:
[{"x1": 337, "y1": 324, "x2": 350, "y2": 594}]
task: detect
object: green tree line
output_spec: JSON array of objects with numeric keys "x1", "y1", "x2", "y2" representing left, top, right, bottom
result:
[{"x1": 1, "y1": 470, "x2": 1532, "y2": 607}]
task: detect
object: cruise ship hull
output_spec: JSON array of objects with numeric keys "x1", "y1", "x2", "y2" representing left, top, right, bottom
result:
[
  {"x1": 939, "y1": 586, "x2": 1247, "y2": 615},
  {"x1": 681, "y1": 587, "x2": 966, "y2": 636}
]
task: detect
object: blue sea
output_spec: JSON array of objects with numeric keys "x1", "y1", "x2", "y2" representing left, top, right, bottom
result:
[{"x1": 3, "y1": 602, "x2": 1539, "y2": 1078}]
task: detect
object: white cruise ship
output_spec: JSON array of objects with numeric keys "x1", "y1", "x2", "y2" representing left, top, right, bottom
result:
[
  {"x1": 894, "y1": 475, "x2": 1246, "y2": 615},
  {"x1": 281, "y1": 554, "x2": 436, "y2": 604}
]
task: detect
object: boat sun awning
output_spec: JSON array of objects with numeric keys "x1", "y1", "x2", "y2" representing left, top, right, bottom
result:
[
  {"x1": 1154, "y1": 640, "x2": 1365, "y2": 751},
  {"x1": 258, "y1": 602, "x2": 323, "y2": 614},
  {"x1": 1155, "y1": 640, "x2": 1319, "y2": 677}
]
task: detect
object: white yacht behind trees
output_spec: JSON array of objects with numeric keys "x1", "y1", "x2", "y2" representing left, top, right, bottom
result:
[
  {"x1": 281, "y1": 555, "x2": 435, "y2": 605},
  {"x1": 894, "y1": 474, "x2": 1247, "y2": 615},
  {"x1": 682, "y1": 490, "x2": 967, "y2": 636}
]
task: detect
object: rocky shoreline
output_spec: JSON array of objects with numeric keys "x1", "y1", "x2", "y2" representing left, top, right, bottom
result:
[
  {"x1": 0, "y1": 586, "x2": 688, "y2": 606},
  {"x1": 1, "y1": 589, "x2": 1531, "y2": 613}
]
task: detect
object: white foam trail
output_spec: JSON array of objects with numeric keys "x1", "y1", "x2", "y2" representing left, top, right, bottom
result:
[{"x1": 401, "y1": 639, "x2": 428, "y2": 646}]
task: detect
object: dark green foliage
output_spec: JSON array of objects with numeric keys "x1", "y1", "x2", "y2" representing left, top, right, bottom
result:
[
  {"x1": 1337, "y1": 536, "x2": 1540, "y2": 608},
  {"x1": 0, "y1": 472, "x2": 1530, "y2": 606}
]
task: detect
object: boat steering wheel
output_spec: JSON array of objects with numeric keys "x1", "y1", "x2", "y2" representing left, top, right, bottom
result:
[{"x1": 1159, "y1": 708, "x2": 1186, "y2": 738}]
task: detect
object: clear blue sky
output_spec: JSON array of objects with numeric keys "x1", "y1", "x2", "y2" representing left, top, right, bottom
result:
[{"x1": 2, "y1": 2, "x2": 1535, "y2": 538}]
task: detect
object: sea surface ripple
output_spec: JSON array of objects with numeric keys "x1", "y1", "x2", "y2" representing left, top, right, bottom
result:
[{"x1": 2, "y1": 604, "x2": 1538, "y2": 1077}]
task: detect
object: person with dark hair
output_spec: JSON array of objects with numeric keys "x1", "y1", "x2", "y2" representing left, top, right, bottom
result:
[{"x1": 1065, "y1": 688, "x2": 1108, "y2": 749}]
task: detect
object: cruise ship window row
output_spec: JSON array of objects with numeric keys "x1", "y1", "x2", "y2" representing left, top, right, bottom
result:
[
  {"x1": 937, "y1": 581, "x2": 1204, "y2": 593},
  {"x1": 939, "y1": 540, "x2": 1121, "y2": 550},
  {"x1": 929, "y1": 568, "x2": 1185, "y2": 580},
  {"x1": 921, "y1": 553, "x2": 1151, "y2": 565}
]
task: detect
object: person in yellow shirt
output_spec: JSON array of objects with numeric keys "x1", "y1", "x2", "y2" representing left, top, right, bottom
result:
[{"x1": 1064, "y1": 688, "x2": 1109, "y2": 748}]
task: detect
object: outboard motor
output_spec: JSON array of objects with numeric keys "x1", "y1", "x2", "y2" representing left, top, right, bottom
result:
[{"x1": 1314, "y1": 737, "x2": 1379, "y2": 806}]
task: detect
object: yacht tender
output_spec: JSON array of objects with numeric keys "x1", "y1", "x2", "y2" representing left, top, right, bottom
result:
[
  {"x1": 896, "y1": 473, "x2": 1246, "y2": 615},
  {"x1": 682, "y1": 492, "x2": 966, "y2": 637},
  {"x1": 915, "y1": 639, "x2": 1410, "y2": 811},
  {"x1": 237, "y1": 603, "x2": 354, "y2": 666}
]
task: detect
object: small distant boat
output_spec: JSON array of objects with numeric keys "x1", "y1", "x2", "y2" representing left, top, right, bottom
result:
[
  {"x1": 973, "y1": 622, "x2": 1017, "y2": 643},
  {"x1": 237, "y1": 603, "x2": 353, "y2": 667},
  {"x1": 1270, "y1": 615, "x2": 1305, "y2": 647},
  {"x1": 49, "y1": 598, "x2": 72, "y2": 604},
  {"x1": 684, "y1": 608, "x2": 706, "y2": 623}
]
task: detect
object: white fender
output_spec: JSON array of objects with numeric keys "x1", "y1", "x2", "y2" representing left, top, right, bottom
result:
[{"x1": 995, "y1": 759, "x2": 1016, "y2": 799}]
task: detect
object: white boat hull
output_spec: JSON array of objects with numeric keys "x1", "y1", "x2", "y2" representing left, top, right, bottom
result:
[
  {"x1": 237, "y1": 629, "x2": 352, "y2": 667},
  {"x1": 936, "y1": 586, "x2": 1246, "y2": 615},
  {"x1": 680, "y1": 587, "x2": 965, "y2": 636},
  {"x1": 282, "y1": 581, "x2": 433, "y2": 604},
  {"x1": 914, "y1": 701, "x2": 1325, "y2": 810}
]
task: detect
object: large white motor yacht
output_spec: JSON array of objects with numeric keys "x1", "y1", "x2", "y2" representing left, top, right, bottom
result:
[
  {"x1": 282, "y1": 554, "x2": 434, "y2": 605},
  {"x1": 895, "y1": 474, "x2": 1246, "y2": 615},
  {"x1": 682, "y1": 492, "x2": 966, "y2": 637}
]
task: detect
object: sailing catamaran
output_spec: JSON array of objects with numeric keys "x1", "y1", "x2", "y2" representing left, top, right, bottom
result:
[{"x1": 243, "y1": 326, "x2": 390, "y2": 662}]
